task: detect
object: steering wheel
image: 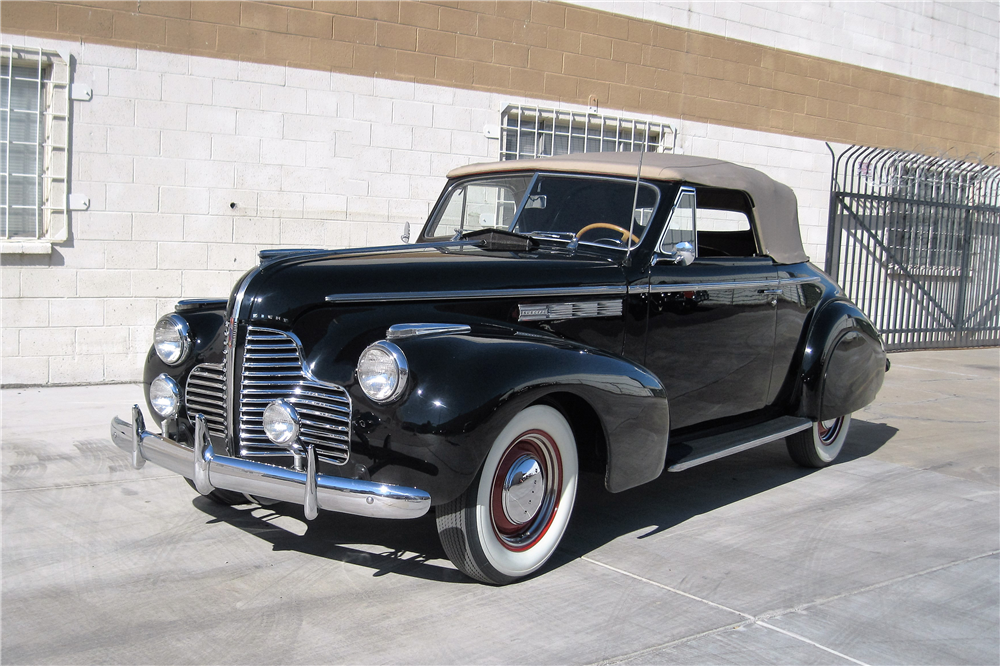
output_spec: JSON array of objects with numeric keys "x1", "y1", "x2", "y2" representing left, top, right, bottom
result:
[{"x1": 578, "y1": 223, "x2": 640, "y2": 244}]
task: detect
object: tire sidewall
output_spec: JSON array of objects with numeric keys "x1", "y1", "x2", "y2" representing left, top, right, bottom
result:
[{"x1": 470, "y1": 404, "x2": 578, "y2": 580}]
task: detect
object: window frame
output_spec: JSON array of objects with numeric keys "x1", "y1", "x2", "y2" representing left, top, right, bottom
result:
[
  {"x1": 656, "y1": 186, "x2": 765, "y2": 260},
  {"x1": 1, "y1": 45, "x2": 70, "y2": 253},
  {"x1": 421, "y1": 171, "x2": 662, "y2": 251},
  {"x1": 657, "y1": 186, "x2": 698, "y2": 256},
  {"x1": 499, "y1": 104, "x2": 676, "y2": 160}
]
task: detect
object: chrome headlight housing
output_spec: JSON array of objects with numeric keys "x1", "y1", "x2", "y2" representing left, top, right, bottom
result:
[
  {"x1": 149, "y1": 373, "x2": 181, "y2": 418},
  {"x1": 357, "y1": 341, "x2": 408, "y2": 403},
  {"x1": 262, "y1": 399, "x2": 300, "y2": 445},
  {"x1": 153, "y1": 314, "x2": 192, "y2": 365}
]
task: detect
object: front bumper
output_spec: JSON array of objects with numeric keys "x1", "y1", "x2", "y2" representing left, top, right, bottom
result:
[{"x1": 110, "y1": 406, "x2": 431, "y2": 520}]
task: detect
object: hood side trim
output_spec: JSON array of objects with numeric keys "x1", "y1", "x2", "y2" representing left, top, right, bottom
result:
[{"x1": 325, "y1": 285, "x2": 627, "y2": 303}]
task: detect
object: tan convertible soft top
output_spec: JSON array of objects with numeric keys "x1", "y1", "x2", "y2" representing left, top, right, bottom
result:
[{"x1": 448, "y1": 152, "x2": 809, "y2": 265}]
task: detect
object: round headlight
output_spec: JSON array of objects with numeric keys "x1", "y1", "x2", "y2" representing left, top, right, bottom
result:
[
  {"x1": 149, "y1": 373, "x2": 181, "y2": 418},
  {"x1": 153, "y1": 314, "x2": 192, "y2": 365},
  {"x1": 263, "y1": 399, "x2": 300, "y2": 445},
  {"x1": 357, "y1": 341, "x2": 408, "y2": 403}
]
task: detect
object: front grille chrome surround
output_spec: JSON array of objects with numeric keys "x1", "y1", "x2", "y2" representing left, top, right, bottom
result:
[
  {"x1": 185, "y1": 363, "x2": 227, "y2": 440},
  {"x1": 238, "y1": 327, "x2": 352, "y2": 465}
]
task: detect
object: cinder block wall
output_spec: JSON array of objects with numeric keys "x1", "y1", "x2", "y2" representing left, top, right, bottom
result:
[{"x1": 0, "y1": 1, "x2": 996, "y2": 386}]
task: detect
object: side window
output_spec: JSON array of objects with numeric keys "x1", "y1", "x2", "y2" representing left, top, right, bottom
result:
[
  {"x1": 695, "y1": 188, "x2": 759, "y2": 257},
  {"x1": 658, "y1": 189, "x2": 696, "y2": 253}
]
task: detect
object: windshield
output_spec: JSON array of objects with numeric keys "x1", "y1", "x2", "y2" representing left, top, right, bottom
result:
[{"x1": 423, "y1": 173, "x2": 659, "y2": 248}]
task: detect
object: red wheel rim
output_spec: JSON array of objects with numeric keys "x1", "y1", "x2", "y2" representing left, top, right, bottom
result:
[{"x1": 489, "y1": 429, "x2": 562, "y2": 552}]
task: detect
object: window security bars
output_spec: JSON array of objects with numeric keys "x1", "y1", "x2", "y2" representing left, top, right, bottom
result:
[
  {"x1": 1, "y1": 45, "x2": 69, "y2": 241},
  {"x1": 827, "y1": 145, "x2": 1000, "y2": 350},
  {"x1": 500, "y1": 105, "x2": 675, "y2": 160}
]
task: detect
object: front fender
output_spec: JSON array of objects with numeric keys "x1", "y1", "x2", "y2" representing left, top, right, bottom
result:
[
  {"x1": 351, "y1": 333, "x2": 669, "y2": 504},
  {"x1": 142, "y1": 307, "x2": 227, "y2": 427},
  {"x1": 797, "y1": 300, "x2": 886, "y2": 421}
]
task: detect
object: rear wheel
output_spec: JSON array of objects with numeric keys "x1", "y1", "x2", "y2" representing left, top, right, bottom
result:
[
  {"x1": 786, "y1": 414, "x2": 852, "y2": 468},
  {"x1": 436, "y1": 405, "x2": 578, "y2": 585}
]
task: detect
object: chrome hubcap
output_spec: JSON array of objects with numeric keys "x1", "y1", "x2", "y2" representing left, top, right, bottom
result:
[
  {"x1": 490, "y1": 430, "x2": 562, "y2": 552},
  {"x1": 502, "y1": 455, "x2": 545, "y2": 525}
]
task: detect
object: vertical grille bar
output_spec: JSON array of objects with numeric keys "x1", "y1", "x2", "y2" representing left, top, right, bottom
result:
[{"x1": 185, "y1": 362, "x2": 227, "y2": 440}]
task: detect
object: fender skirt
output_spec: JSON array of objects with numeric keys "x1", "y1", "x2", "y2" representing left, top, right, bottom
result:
[{"x1": 798, "y1": 300, "x2": 887, "y2": 421}]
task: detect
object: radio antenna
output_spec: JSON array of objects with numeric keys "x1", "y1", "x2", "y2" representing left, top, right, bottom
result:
[{"x1": 626, "y1": 144, "x2": 645, "y2": 263}]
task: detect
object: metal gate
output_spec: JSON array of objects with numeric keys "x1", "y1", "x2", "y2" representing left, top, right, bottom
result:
[{"x1": 826, "y1": 145, "x2": 1000, "y2": 351}]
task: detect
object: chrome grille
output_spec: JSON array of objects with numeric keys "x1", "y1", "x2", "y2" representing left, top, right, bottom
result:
[
  {"x1": 185, "y1": 363, "x2": 227, "y2": 439},
  {"x1": 238, "y1": 327, "x2": 352, "y2": 465}
]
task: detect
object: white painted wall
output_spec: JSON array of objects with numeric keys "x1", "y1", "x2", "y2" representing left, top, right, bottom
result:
[{"x1": 571, "y1": 1, "x2": 999, "y2": 97}]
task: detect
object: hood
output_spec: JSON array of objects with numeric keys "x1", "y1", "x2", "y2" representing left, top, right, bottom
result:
[{"x1": 240, "y1": 242, "x2": 626, "y2": 325}]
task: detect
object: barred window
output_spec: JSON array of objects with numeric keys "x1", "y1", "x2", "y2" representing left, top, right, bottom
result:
[
  {"x1": 500, "y1": 105, "x2": 674, "y2": 160},
  {"x1": 1, "y1": 45, "x2": 69, "y2": 246}
]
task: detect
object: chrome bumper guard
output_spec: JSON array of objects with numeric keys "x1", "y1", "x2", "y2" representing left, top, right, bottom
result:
[{"x1": 110, "y1": 406, "x2": 430, "y2": 520}]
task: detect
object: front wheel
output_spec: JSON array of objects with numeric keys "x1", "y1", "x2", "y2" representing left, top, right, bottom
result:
[
  {"x1": 436, "y1": 404, "x2": 579, "y2": 585},
  {"x1": 786, "y1": 413, "x2": 852, "y2": 468}
]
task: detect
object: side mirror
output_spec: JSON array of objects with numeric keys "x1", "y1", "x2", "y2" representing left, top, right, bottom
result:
[
  {"x1": 401, "y1": 221, "x2": 411, "y2": 244},
  {"x1": 654, "y1": 241, "x2": 695, "y2": 267}
]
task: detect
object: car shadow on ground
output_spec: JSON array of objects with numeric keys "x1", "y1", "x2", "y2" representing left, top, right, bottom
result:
[{"x1": 191, "y1": 418, "x2": 898, "y2": 584}]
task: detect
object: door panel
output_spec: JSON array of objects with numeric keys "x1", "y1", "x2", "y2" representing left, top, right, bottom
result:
[{"x1": 644, "y1": 258, "x2": 778, "y2": 429}]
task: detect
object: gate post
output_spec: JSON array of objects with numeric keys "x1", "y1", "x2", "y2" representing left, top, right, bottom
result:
[{"x1": 825, "y1": 144, "x2": 843, "y2": 278}]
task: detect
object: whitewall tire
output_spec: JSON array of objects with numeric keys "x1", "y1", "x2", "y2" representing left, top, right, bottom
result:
[
  {"x1": 436, "y1": 404, "x2": 579, "y2": 585},
  {"x1": 786, "y1": 413, "x2": 852, "y2": 468}
]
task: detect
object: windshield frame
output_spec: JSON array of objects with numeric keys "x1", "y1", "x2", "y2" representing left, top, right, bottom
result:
[{"x1": 418, "y1": 170, "x2": 662, "y2": 252}]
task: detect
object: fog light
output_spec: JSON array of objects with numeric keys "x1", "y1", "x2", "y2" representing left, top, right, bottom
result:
[
  {"x1": 149, "y1": 374, "x2": 181, "y2": 418},
  {"x1": 357, "y1": 341, "x2": 408, "y2": 403},
  {"x1": 153, "y1": 314, "x2": 192, "y2": 365},
  {"x1": 263, "y1": 399, "x2": 299, "y2": 445}
]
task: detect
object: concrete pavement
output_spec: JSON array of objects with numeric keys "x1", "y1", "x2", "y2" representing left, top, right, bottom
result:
[{"x1": 2, "y1": 348, "x2": 998, "y2": 664}]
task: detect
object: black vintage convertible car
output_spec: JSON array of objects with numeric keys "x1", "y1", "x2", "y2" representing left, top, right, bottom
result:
[{"x1": 111, "y1": 152, "x2": 886, "y2": 584}]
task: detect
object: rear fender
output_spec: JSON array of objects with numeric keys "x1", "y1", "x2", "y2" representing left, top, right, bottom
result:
[
  {"x1": 797, "y1": 300, "x2": 886, "y2": 421},
  {"x1": 378, "y1": 333, "x2": 669, "y2": 500}
]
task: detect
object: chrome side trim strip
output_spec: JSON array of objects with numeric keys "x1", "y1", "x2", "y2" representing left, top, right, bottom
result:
[
  {"x1": 647, "y1": 276, "x2": 822, "y2": 294},
  {"x1": 326, "y1": 285, "x2": 627, "y2": 303},
  {"x1": 386, "y1": 323, "x2": 472, "y2": 340},
  {"x1": 779, "y1": 276, "x2": 823, "y2": 285},
  {"x1": 259, "y1": 241, "x2": 480, "y2": 266},
  {"x1": 649, "y1": 279, "x2": 781, "y2": 293},
  {"x1": 631, "y1": 276, "x2": 818, "y2": 296}
]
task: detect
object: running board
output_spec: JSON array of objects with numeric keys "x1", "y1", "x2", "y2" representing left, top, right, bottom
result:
[{"x1": 666, "y1": 416, "x2": 812, "y2": 472}]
